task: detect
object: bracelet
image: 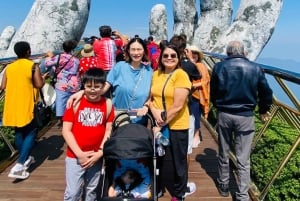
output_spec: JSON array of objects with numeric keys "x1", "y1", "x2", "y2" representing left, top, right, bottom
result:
[
  {"x1": 99, "y1": 147, "x2": 103, "y2": 151},
  {"x1": 143, "y1": 103, "x2": 149, "y2": 108}
]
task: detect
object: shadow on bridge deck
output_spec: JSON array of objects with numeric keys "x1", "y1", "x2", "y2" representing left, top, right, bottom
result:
[{"x1": 0, "y1": 122, "x2": 238, "y2": 201}]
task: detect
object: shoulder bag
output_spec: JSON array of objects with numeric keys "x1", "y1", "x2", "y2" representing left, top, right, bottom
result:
[{"x1": 160, "y1": 70, "x2": 175, "y2": 144}]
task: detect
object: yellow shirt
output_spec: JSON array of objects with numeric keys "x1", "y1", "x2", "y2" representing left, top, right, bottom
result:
[
  {"x1": 151, "y1": 69, "x2": 191, "y2": 130},
  {"x1": 3, "y1": 59, "x2": 35, "y2": 127}
]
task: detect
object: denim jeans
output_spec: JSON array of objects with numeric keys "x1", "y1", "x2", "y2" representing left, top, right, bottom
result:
[
  {"x1": 14, "y1": 120, "x2": 37, "y2": 164},
  {"x1": 55, "y1": 89, "x2": 73, "y2": 117}
]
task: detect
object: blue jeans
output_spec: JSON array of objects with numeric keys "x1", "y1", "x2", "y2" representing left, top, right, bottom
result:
[
  {"x1": 14, "y1": 120, "x2": 37, "y2": 164},
  {"x1": 55, "y1": 89, "x2": 73, "y2": 117},
  {"x1": 189, "y1": 97, "x2": 201, "y2": 129}
]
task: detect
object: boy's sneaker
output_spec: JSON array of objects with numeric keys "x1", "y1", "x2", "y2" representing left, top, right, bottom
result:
[
  {"x1": 217, "y1": 183, "x2": 229, "y2": 197},
  {"x1": 24, "y1": 156, "x2": 35, "y2": 170},
  {"x1": 8, "y1": 169, "x2": 30, "y2": 179},
  {"x1": 184, "y1": 182, "x2": 196, "y2": 197}
]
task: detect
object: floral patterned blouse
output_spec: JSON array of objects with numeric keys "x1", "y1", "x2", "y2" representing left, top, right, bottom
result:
[{"x1": 45, "y1": 52, "x2": 81, "y2": 92}]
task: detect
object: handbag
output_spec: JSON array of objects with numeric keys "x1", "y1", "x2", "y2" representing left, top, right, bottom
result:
[{"x1": 33, "y1": 88, "x2": 53, "y2": 128}]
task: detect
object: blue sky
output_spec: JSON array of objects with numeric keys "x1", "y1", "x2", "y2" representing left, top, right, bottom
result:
[{"x1": 1, "y1": 0, "x2": 300, "y2": 64}]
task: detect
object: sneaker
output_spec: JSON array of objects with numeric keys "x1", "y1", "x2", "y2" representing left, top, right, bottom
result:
[
  {"x1": 184, "y1": 182, "x2": 196, "y2": 197},
  {"x1": 24, "y1": 156, "x2": 35, "y2": 170},
  {"x1": 8, "y1": 169, "x2": 30, "y2": 179},
  {"x1": 217, "y1": 183, "x2": 229, "y2": 197}
]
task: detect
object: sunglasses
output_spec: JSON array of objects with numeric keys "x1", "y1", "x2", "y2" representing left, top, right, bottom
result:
[{"x1": 162, "y1": 53, "x2": 177, "y2": 59}]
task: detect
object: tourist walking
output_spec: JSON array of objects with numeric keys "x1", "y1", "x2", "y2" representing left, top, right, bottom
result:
[{"x1": 1, "y1": 41, "x2": 46, "y2": 179}]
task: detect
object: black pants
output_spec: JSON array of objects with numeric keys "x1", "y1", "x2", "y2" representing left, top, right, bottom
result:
[{"x1": 159, "y1": 129, "x2": 188, "y2": 199}]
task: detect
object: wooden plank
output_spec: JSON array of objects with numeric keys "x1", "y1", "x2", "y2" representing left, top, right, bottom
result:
[{"x1": 0, "y1": 124, "x2": 238, "y2": 200}]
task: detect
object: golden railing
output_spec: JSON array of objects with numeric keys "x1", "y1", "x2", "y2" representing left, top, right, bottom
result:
[{"x1": 0, "y1": 51, "x2": 299, "y2": 200}]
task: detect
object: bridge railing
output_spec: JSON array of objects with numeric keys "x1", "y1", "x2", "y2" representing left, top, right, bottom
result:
[
  {"x1": 202, "y1": 52, "x2": 300, "y2": 201},
  {"x1": 0, "y1": 52, "x2": 299, "y2": 200}
]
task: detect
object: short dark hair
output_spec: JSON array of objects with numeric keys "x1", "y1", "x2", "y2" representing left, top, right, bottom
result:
[
  {"x1": 62, "y1": 39, "x2": 78, "y2": 53},
  {"x1": 14, "y1": 41, "x2": 31, "y2": 58},
  {"x1": 82, "y1": 68, "x2": 106, "y2": 85},
  {"x1": 99, "y1": 25, "x2": 112, "y2": 38},
  {"x1": 159, "y1": 40, "x2": 169, "y2": 49},
  {"x1": 169, "y1": 34, "x2": 187, "y2": 56},
  {"x1": 148, "y1": 36, "x2": 154, "y2": 41}
]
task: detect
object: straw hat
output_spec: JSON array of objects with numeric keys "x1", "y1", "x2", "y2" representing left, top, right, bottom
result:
[
  {"x1": 81, "y1": 44, "x2": 94, "y2": 57},
  {"x1": 188, "y1": 45, "x2": 204, "y2": 61}
]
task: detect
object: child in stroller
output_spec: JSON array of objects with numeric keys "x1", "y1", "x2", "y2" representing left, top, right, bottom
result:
[
  {"x1": 102, "y1": 112, "x2": 155, "y2": 200},
  {"x1": 108, "y1": 159, "x2": 152, "y2": 198}
]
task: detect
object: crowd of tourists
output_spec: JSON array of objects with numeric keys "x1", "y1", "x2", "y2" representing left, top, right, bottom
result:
[{"x1": 1, "y1": 24, "x2": 272, "y2": 201}]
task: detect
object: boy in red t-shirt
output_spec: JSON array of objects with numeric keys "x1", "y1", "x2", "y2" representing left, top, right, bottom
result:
[{"x1": 62, "y1": 68, "x2": 114, "y2": 201}]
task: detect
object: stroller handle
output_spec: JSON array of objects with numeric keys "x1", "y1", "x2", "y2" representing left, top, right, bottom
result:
[
  {"x1": 115, "y1": 109, "x2": 137, "y2": 119},
  {"x1": 113, "y1": 110, "x2": 155, "y2": 128}
]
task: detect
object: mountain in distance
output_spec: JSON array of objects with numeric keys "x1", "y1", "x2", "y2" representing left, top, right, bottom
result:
[
  {"x1": 256, "y1": 57, "x2": 300, "y2": 74},
  {"x1": 256, "y1": 57, "x2": 299, "y2": 109}
]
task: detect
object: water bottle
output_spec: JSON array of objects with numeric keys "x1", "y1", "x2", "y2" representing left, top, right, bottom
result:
[
  {"x1": 156, "y1": 132, "x2": 169, "y2": 146},
  {"x1": 156, "y1": 143, "x2": 165, "y2": 156}
]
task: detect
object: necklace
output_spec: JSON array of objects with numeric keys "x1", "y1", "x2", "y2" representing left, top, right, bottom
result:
[{"x1": 130, "y1": 63, "x2": 141, "y2": 70}]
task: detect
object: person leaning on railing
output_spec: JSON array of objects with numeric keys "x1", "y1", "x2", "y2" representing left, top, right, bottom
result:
[{"x1": 210, "y1": 40, "x2": 273, "y2": 201}]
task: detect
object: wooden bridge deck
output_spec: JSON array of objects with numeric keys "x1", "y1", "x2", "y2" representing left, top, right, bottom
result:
[{"x1": 0, "y1": 122, "x2": 238, "y2": 201}]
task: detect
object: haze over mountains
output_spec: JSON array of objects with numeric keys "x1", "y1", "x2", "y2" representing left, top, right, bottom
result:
[
  {"x1": 257, "y1": 57, "x2": 300, "y2": 73},
  {"x1": 256, "y1": 57, "x2": 299, "y2": 109}
]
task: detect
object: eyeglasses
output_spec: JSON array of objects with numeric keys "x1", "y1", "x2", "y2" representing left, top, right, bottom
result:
[{"x1": 162, "y1": 53, "x2": 177, "y2": 59}]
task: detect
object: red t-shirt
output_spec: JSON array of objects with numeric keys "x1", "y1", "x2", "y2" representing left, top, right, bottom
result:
[
  {"x1": 63, "y1": 96, "x2": 114, "y2": 158},
  {"x1": 93, "y1": 37, "x2": 119, "y2": 71}
]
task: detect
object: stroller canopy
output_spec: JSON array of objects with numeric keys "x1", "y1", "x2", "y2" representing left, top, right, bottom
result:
[{"x1": 103, "y1": 123, "x2": 154, "y2": 159}]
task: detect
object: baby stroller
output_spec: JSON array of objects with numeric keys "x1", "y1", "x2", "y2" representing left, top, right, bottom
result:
[{"x1": 100, "y1": 112, "x2": 159, "y2": 201}]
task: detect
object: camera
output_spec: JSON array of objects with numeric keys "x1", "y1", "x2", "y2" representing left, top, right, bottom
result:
[{"x1": 161, "y1": 111, "x2": 167, "y2": 121}]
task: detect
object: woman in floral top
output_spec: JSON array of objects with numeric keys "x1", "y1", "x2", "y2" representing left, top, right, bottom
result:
[{"x1": 45, "y1": 39, "x2": 81, "y2": 126}]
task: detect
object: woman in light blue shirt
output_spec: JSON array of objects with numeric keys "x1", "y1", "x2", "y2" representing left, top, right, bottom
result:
[{"x1": 67, "y1": 37, "x2": 153, "y2": 125}]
